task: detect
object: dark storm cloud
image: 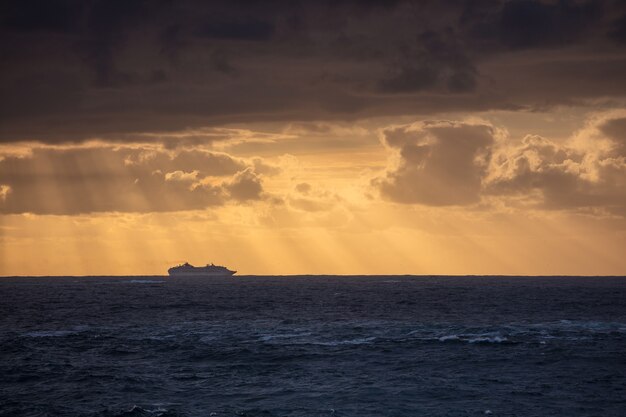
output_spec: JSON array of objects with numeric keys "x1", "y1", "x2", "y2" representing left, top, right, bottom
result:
[
  {"x1": 466, "y1": 0, "x2": 604, "y2": 49},
  {"x1": 377, "y1": 30, "x2": 478, "y2": 94},
  {"x1": 609, "y1": 14, "x2": 626, "y2": 43},
  {"x1": 194, "y1": 18, "x2": 275, "y2": 41},
  {"x1": 0, "y1": 147, "x2": 269, "y2": 214},
  {"x1": 1, "y1": 0, "x2": 626, "y2": 143},
  {"x1": 1, "y1": 0, "x2": 81, "y2": 33}
]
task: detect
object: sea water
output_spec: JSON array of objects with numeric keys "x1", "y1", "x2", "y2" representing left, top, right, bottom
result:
[{"x1": 1, "y1": 275, "x2": 625, "y2": 416}]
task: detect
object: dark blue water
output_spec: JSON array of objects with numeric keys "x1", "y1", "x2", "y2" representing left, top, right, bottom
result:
[{"x1": 1, "y1": 276, "x2": 625, "y2": 417}]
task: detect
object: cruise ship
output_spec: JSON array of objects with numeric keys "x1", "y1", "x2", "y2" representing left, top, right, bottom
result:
[{"x1": 167, "y1": 262, "x2": 236, "y2": 277}]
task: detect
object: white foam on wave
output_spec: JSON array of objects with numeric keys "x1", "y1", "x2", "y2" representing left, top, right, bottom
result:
[
  {"x1": 436, "y1": 333, "x2": 508, "y2": 344},
  {"x1": 123, "y1": 405, "x2": 170, "y2": 416},
  {"x1": 468, "y1": 335, "x2": 508, "y2": 344},
  {"x1": 409, "y1": 319, "x2": 626, "y2": 345},
  {"x1": 255, "y1": 332, "x2": 377, "y2": 346},
  {"x1": 313, "y1": 336, "x2": 377, "y2": 346}
]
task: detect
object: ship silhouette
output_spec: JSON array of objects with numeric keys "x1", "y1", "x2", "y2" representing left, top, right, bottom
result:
[{"x1": 168, "y1": 262, "x2": 236, "y2": 277}]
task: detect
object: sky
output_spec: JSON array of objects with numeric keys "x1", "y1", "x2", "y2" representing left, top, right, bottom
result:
[{"x1": 1, "y1": 0, "x2": 626, "y2": 276}]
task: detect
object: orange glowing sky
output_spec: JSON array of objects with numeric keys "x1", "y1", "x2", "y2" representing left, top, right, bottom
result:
[{"x1": 1, "y1": 1, "x2": 626, "y2": 275}]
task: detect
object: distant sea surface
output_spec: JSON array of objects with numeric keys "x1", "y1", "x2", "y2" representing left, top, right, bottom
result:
[{"x1": 1, "y1": 276, "x2": 625, "y2": 417}]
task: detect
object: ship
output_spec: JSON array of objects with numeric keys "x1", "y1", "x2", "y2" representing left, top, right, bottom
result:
[{"x1": 167, "y1": 262, "x2": 236, "y2": 277}]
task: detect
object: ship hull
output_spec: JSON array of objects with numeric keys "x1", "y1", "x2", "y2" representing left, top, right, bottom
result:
[
  {"x1": 168, "y1": 270, "x2": 236, "y2": 277},
  {"x1": 168, "y1": 262, "x2": 236, "y2": 277}
]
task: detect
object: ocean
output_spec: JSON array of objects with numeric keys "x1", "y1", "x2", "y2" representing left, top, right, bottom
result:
[{"x1": 1, "y1": 275, "x2": 625, "y2": 417}]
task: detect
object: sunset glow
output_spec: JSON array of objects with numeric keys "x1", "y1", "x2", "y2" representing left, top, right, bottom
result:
[{"x1": 1, "y1": 1, "x2": 625, "y2": 276}]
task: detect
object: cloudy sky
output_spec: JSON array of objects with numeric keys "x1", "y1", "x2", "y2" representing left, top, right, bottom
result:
[{"x1": 1, "y1": 0, "x2": 625, "y2": 275}]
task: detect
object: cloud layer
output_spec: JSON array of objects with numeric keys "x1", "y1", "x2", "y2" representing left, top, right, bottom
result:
[
  {"x1": 487, "y1": 115, "x2": 626, "y2": 215},
  {"x1": 2, "y1": 0, "x2": 626, "y2": 143},
  {"x1": 375, "y1": 121, "x2": 495, "y2": 205},
  {"x1": 0, "y1": 146, "x2": 271, "y2": 214},
  {"x1": 374, "y1": 113, "x2": 626, "y2": 215}
]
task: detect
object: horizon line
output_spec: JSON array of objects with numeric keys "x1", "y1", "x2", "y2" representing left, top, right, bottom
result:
[{"x1": 1, "y1": 274, "x2": 625, "y2": 279}]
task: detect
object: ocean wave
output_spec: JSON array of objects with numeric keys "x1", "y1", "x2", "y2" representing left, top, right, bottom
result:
[
  {"x1": 259, "y1": 332, "x2": 312, "y2": 342},
  {"x1": 230, "y1": 408, "x2": 279, "y2": 417},
  {"x1": 311, "y1": 336, "x2": 377, "y2": 346},
  {"x1": 24, "y1": 325, "x2": 90, "y2": 338},
  {"x1": 25, "y1": 330, "x2": 77, "y2": 338},
  {"x1": 141, "y1": 318, "x2": 626, "y2": 350},
  {"x1": 438, "y1": 335, "x2": 460, "y2": 342},
  {"x1": 437, "y1": 334, "x2": 509, "y2": 344},
  {"x1": 528, "y1": 320, "x2": 626, "y2": 334},
  {"x1": 147, "y1": 334, "x2": 176, "y2": 341},
  {"x1": 127, "y1": 280, "x2": 165, "y2": 284},
  {"x1": 241, "y1": 332, "x2": 379, "y2": 347},
  {"x1": 468, "y1": 335, "x2": 509, "y2": 344},
  {"x1": 406, "y1": 319, "x2": 626, "y2": 345},
  {"x1": 102, "y1": 405, "x2": 181, "y2": 417}
]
